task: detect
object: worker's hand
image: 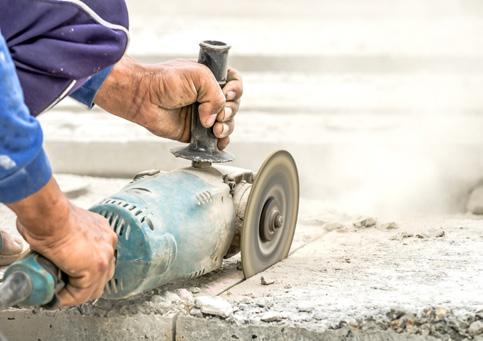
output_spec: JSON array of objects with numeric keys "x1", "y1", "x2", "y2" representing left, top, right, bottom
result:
[
  {"x1": 7, "y1": 178, "x2": 117, "y2": 307},
  {"x1": 94, "y1": 56, "x2": 243, "y2": 150}
]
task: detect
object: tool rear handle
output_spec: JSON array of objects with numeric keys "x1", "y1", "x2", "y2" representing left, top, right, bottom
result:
[
  {"x1": 190, "y1": 40, "x2": 231, "y2": 152},
  {"x1": 2, "y1": 252, "x2": 65, "y2": 307}
]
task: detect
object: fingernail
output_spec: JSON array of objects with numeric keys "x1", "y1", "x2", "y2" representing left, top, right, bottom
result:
[
  {"x1": 224, "y1": 106, "x2": 233, "y2": 119},
  {"x1": 221, "y1": 123, "x2": 230, "y2": 137},
  {"x1": 226, "y1": 91, "x2": 236, "y2": 101},
  {"x1": 205, "y1": 115, "x2": 217, "y2": 127}
]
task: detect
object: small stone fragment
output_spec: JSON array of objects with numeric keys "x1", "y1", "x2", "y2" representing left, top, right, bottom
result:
[
  {"x1": 387, "y1": 308, "x2": 406, "y2": 320},
  {"x1": 323, "y1": 222, "x2": 346, "y2": 232},
  {"x1": 238, "y1": 296, "x2": 253, "y2": 305},
  {"x1": 175, "y1": 288, "x2": 195, "y2": 306},
  {"x1": 260, "y1": 276, "x2": 275, "y2": 286},
  {"x1": 382, "y1": 222, "x2": 399, "y2": 230},
  {"x1": 195, "y1": 296, "x2": 233, "y2": 318},
  {"x1": 261, "y1": 311, "x2": 284, "y2": 322},
  {"x1": 415, "y1": 233, "x2": 427, "y2": 239},
  {"x1": 189, "y1": 287, "x2": 201, "y2": 294},
  {"x1": 297, "y1": 302, "x2": 313, "y2": 312},
  {"x1": 353, "y1": 217, "x2": 377, "y2": 228},
  {"x1": 402, "y1": 232, "x2": 414, "y2": 239},
  {"x1": 160, "y1": 291, "x2": 181, "y2": 303},
  {"x1": 434, "y1": 307, "x2": 449, "y2": 322},
  {"x1": 435, "y1": 231, "x2": 445, "y2": 238},
  {"x1": 190, "y1": 307, "x2": 203, "y2": 318},
  {"x1": 469, "y1": 321, "x2": 483, "y2": 336},
  {"x1": 254, "y1": 297, "x2": 272, "y2": 308}
]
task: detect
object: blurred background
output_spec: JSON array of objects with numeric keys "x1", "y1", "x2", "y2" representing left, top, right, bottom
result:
[{"x1": 44, "y1": 0, "x2": 483, "y2": 217}]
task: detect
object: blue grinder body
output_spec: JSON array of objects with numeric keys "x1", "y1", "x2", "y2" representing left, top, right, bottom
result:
[
  {"x1": 90, "y1": 166, "x2": 236, "y2": 299},
  {"x1": 4, "y1": 165, "x2": 246, "y2": 306}
]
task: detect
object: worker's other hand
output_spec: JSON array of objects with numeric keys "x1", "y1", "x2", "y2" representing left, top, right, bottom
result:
[
  {"x1": 95, "y1": 57, "x2": 243, "y2": 150},
  {"x1": 8, "y1": 178, "x2": 117, "y2": 307}
]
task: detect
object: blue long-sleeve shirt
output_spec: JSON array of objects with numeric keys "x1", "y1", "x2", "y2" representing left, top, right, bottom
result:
[
  {"x1": 0, "y1": 0, "x2": 128, "y2": 203},
  {"x1": 0, "y1": 33, "x2": 51, "y2": 203}
]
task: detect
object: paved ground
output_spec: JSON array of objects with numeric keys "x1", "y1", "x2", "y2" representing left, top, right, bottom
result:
[{"x1": 0, "y1": 177, "x2": 482, "y2": 340}]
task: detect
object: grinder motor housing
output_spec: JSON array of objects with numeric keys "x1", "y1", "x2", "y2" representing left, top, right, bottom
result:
[{"x1": 89, "y1": 165, "x2": 252, "y2": 299}]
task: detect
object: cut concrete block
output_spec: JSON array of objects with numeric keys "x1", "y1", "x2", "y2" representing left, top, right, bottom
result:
[{"x1": 0, "y1": 309, "x2": 174, "y2": 341}]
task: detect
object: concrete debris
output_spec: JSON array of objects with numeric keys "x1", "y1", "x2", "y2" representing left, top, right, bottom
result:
[
  {"x1": 160, "y1": 291, "x2": 181, "y2": 303},
  {"x1": 189, "y1": 308, "x2": 203, "y2": 318},
  {"x1": 390, "y1": 232, "x2": 413, "y2": 240},
  {"x1": 327, "y1": 307, "x2": 483, "y2": 340},
  {"x1": 386, "y1": 308, "x2": 407, "y2": 320},
  {"x1": 382, "y1": 222, "x2": 399, "y2": 230},
  {"x1": 195, "y1": 296, "x2": 233, "y2": 318},
  {"x1": 296, "y1": 302, "x2": 314, "y2": 313},
  {"x1": 260, "y1": 311, "x2": 284, "y2": 322},
  {"x1": 175, "y1": 289, "x2": 195, "y2": 306},
  {"x1": 353, "y1": 217, "x2": 377, "y2": 228},
  {"x1": 189, "y1": 287, "x2": 201, "y2": 294},
  {"x1": 237, "y1": 296, "x2": 253, "y2": 305},
  {"x1": 260, "y1": 276, "x2": 275, "y2": 286},
  {"x1": 435, "y1": 231, "x2": 446, "y2": 238},
  {"x1": 322, "y1": 222, "x2": 347, "y2": 232},
  {"x1": 391, "y1": 230, "x2": 446, "y2": 241},
  {"x1": 254, "y1": 297, "x2": 273, "y2": 308},
  {"x1": 469, "y1": 321, "x2": 483, "y2": 336}
]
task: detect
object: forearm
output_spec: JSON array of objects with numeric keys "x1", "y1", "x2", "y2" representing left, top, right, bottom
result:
[
  {"x1": 94, "y1": 56, "x2": 147, "y2": 124},
  {"x1": 0, "y1": 32, "x2": 52, "y2": 203},
  {"x1": 7, "y1": 178, "x2": 71, "y2": 244}
]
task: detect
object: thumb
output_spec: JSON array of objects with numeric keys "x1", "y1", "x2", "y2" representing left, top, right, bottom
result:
[
  {"x1": 57, "y1": 283, "x2": 95, "y2": 307},
  {"x1": 195, "y1": 65, "x2": 225, "y2": 128}
]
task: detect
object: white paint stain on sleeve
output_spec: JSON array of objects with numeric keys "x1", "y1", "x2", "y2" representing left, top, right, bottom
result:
[{"x1": 0, "y1": 155, "x2": 17, "y2": 170}]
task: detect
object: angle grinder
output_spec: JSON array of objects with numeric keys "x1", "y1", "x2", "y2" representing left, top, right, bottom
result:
[{"x1": 0, "y1": 41, "x2": 300, "y2": 308}]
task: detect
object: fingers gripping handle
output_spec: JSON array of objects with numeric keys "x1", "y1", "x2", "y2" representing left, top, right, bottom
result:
[
  {"x1": 171, "y1": 40, "x2": 235, "y2": 165},
  {"x1": 191, "y1": 41, "x2": 230, "y2": 150}
]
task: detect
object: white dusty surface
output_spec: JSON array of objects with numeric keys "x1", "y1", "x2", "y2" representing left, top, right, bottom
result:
[
  {"x1": 225, "y1": 214, "x2": 483, "y2": 329},
  {"x1": 125, "y1": 0, "x2": 483, "y2": 58}
]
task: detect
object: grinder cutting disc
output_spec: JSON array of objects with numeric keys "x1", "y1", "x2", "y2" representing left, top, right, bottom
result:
[{"x1": 241, "y1": 150, "x2": 300, "y2": 278}]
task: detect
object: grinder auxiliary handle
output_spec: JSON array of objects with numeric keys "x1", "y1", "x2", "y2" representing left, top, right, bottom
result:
[{"x1": 171, "y1": 40, "x2": 234, "y2": 165}]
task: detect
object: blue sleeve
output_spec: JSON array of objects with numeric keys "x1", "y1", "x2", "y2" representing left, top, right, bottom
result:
[
  {"x1": 70, "y1": 66, "x2": 113, "y2": 108},
  {"x1": 0, "y1": 33, "x2": 52, "y2": 203}
]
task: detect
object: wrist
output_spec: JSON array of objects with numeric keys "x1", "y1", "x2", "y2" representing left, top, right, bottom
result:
[
  {"x1": 8, "y1": 177, "x2": 72, "y2": 243},
  {"x1": 94, "y1": 56, "x2": 148, "y2": 122}
]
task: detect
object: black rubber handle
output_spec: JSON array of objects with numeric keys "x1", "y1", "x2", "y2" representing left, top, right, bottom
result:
[{"x1": 190, "y1": 40, "x2": 231, "y2": 153}]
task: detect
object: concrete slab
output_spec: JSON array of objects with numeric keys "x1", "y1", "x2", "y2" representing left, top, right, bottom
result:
[
  {"x1": 222, "y1": 214, "x2": 483, "y2": 336},
  {"x1": 175, "y1": 315, "x2": 436, "y2": 341},
  {"x1": 0, "y1": 310, "x2": 174, "y2": 341}
]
